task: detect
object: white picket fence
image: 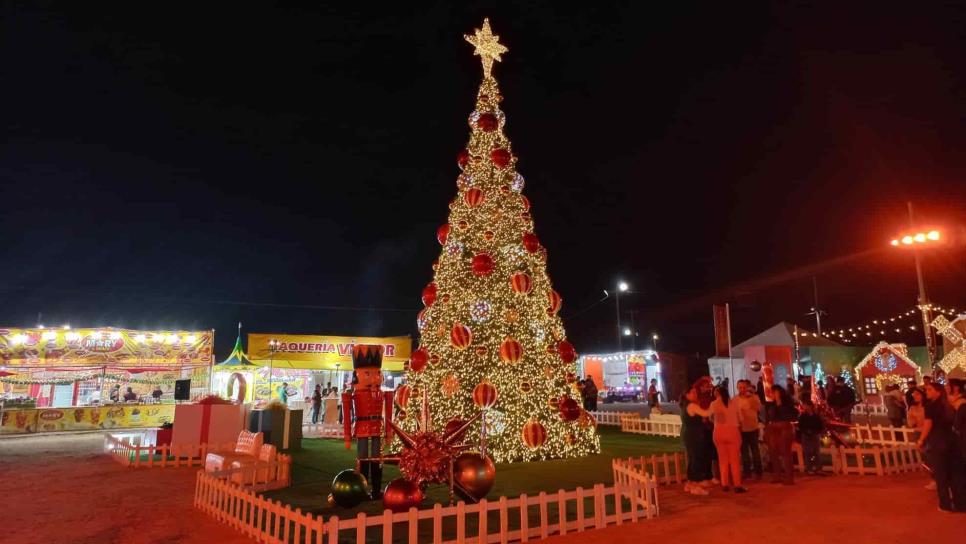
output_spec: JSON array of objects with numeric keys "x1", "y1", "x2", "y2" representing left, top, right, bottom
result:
[
  {"x1": 612, "y1": 453, "x2": 687, "y2": 486},
  {"x1": 850, "y1": 424, "x2": 919, "y2": 446},
  {"x1": 587, "y1": 410, "x2": 637, "y2": 426},
  {"x1": 852, "y1": 403, "x2": 887, "y2": 417},
  {"x1": 790, "y1": 442, "x2": 923, "y2": 476},
  {"x1": 195, "y1": 471, "x2": 659, "y2": 544},
  {"x1": 104, "y1": 433, "x2": 237, "y2": 469},
  {"x1": 104, "y1": 433, "x2": 292, "y2": 491},
  {"x1": 619, "y1": 414, "x2": 682, "y2": 437}
]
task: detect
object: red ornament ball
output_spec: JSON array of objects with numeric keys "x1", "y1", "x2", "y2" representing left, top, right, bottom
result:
[
  {"x1": 421, "y1": 283, "x2": 437, "y2": 307},
  {"x1": 451, "y1": 323, "x2": 472, "y2": 349},
  {"x1": 453, "y1": 452, "x2": 496, "y2": 501},
  {"x1": 395, "y1": 384, "x2": 411, "y2": 408},
  {"x1": 465, "y1": 187, "x2": 485, "y2": 207},
  {"x1": 457, "y1": 149, "x2": 470, "y2": 169},
  {"x1": 476, "y1": 113, "x2": 498, "y2": 132},
  {"x1": 521, "y1": 195, "x2": 531, "y2": 211},
  {"x1": 410, "y1": 348, "x2": 429, "y2": 372},
  {"x1": 457, "y1": 220, "x2": 469, "y2": 230},
  {"x1": 471, "y1": 253, "x2": 495, "y2": 276},
  {"x1": 472, "y1": 381, "x2": 498, "y2": 409},
  {"x1": 522, "y1": 420, "x2": 548, "y2": 449},
  {"x1": 558, "y1": 397, "x2": 581, "y2": 422},
  {"x1": 499, "y1": 338, "x2": 523, "y2": 364},
  {"x1": 437, "y1": 224, "x2": 450, "y2": 245},
  {"x1": 510, "y1": 272, "x2": 533, "y2": 294},
  {"x1": 522, "y1": 233, "x2": 540, "y2": 253},
  {"x1": 547, "y1": 290, "x2": 563, "y2": 315},
  {"x1": 520, "y1": 212, "x2": 532, "y2": 222},
  {"x1": 490, "y1": 148, "x2": 512, "y2": 168},
  {"x1": 558, "y1": 340, "x2": 577, "y2": 363},
  {"x1": 383, "y1": 478, "x2": 424, "y2": 513}
]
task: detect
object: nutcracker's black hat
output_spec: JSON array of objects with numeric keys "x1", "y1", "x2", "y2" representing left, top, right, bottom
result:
[{"x1": 351, "y1": 344, "x2": 383, "y2": 369}]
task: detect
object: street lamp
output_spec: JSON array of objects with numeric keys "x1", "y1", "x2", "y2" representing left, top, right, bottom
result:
[
  {"x1": 889, "y1": 203, "x2": 944, "y2": 369},
  {"x1": 616, "y1": 281, "x2": 629, "y2": 351},
  {"x1": 268, "y1": 339, "x2": 280, "y2": 401},
  {"x1": 652, "y1": 333, "x2": 659, "y2": 352}
]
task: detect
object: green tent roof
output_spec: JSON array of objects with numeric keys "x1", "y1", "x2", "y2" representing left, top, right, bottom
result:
[{"x1": 216, "y1": 328, "x2": 257, "y2": 368}]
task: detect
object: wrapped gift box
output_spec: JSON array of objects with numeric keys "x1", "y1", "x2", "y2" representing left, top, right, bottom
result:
[
  {"x1": 249, "y1": 408, "x2": 302, "y2": 450},
  {"x1": 171, "y1": 403, "x2": 246, "y2": 448}
]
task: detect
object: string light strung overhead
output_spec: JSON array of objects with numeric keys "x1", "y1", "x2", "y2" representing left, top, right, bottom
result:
[{"x1": 818, "y1": 303, "x2": 961, "y2": 343}]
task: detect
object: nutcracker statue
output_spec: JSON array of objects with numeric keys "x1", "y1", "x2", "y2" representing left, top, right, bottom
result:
[{"x1": 342, "y1": 344, "x2": 394, "y2": 499}]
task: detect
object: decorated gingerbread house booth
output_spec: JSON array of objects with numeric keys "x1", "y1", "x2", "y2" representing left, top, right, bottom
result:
[{"x1": 853, "y1": 342, "x2": 922, "y2": 403}]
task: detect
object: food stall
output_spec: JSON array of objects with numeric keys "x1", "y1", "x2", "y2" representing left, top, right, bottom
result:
[
  {"x1": 0, "y1": 327, "x2": 213, "y2": 434},
  {"x1": 244, "y1": 333, "x2": 411, "y2": 404},
  {"x1": 578, "y1": 350, "x2": 665, "y2": 403}
]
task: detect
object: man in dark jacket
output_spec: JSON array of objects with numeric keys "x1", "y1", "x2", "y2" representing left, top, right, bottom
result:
[{"x1": 582, "y1": 376, "x2": 598, "y2": 411}]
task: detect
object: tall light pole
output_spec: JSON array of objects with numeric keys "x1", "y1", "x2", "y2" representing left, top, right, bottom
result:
[
  {"x1": 889, "y1": 206, "x2": 943, "y2": 370},
  {"x1": 616, "y1": 281, "x2": 629, "y2": 351},
  {"x1": 652, "y1": 333, "x2": 659, "y2": 353},
  {"x1": 268, "y1": 339, "x2": 279, "y2": 401}
]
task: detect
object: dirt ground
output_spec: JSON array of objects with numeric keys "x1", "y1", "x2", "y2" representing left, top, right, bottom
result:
[
  {"x1": 548, "y1": 472, "x2": 963, "y2": 544},
  {"x1": 0, "y1": 433, "x2": 249, "y2": 544},
  {"x1": 2, "y1": 433, "x2": 961, "y2": 544}
]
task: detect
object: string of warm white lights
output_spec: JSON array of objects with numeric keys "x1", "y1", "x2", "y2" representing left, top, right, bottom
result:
[{"x1": 818, "y1": 303, "x2": 961, "y2": 344}]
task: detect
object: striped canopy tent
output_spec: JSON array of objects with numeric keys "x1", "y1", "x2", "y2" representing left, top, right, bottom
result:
[{"x1": 216, "y1": 325, "x2": 257, "y2": 369}]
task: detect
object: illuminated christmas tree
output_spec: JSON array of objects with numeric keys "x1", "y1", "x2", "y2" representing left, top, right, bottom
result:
[{"x1": 399, "y1": 19, "x2": 600, "y2": 463}]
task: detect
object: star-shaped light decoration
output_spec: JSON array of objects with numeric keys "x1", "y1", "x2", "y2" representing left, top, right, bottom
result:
[
  {"x1": 464, "y1": 18, "x2": 508, "y2": 78},
  {"x1": 357, "y1": 389, "x2": 486, "y2": 497}
]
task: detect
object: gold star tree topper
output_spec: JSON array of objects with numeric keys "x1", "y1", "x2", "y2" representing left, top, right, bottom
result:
[{"x1": 464, "y1": 18, "x2": 508, "y2": 78}]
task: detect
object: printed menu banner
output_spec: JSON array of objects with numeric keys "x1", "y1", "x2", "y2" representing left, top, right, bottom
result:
[
  {"x1": 0, "y1": 328, "x2": 213, "y2": 367},
  {"x1": 0, "y1": 405, "x2": 175, "y2": 434}
]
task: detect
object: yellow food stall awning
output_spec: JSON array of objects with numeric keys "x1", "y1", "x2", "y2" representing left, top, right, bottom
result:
[{"x1": 247, "y1": 334, "x2": 411, "y2": 372}]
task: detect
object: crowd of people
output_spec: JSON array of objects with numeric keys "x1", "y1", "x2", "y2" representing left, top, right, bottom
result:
[{"x1": 678, "y1": 374, "x2": 966, "y2": 513}]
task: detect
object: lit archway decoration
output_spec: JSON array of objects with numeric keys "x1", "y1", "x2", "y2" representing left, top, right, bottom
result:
[{"x1": 226, "y1": 372, "x2": 247, "y2": 403}]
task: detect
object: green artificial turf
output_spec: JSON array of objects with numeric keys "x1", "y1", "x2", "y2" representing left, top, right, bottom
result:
[{"x1": 264, "y1": 426, "x2": 682, "y2": 518}]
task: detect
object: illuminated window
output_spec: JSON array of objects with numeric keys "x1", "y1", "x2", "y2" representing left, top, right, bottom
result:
[{"x1": 863, "y1": 377, "x2": 878, "y2": 395}]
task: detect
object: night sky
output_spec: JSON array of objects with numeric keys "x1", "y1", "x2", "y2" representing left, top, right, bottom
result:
[{"x1": 2, "y1": 2, "x2": 965, "y2": 359}]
